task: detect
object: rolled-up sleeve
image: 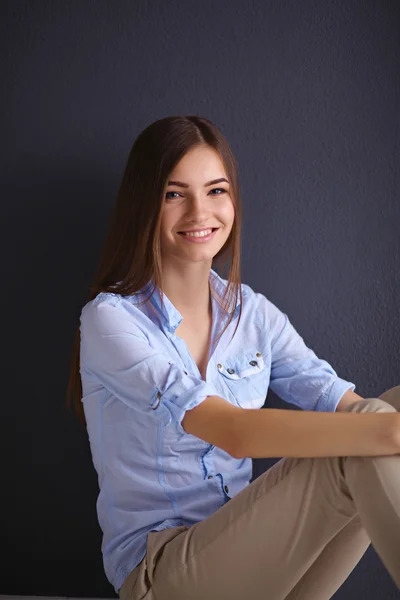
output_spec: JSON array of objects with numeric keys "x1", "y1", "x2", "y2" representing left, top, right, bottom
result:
[
  {"x1": 80, "y1": 296, "x2": 219, "y2": 436},
  {"x1": 262, "y1": 296, "x2": 356, "y2": 412}
]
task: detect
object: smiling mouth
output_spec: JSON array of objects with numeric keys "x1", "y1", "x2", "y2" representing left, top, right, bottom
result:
[{"x1": 177, "y1": 228, "x2": 219, "y2": 234}]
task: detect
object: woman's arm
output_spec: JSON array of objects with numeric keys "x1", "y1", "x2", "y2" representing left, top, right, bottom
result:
[
  {"x1": 232, "y1": 407, "x2": 400, "y2": 459},
  {"x1": 80, "y1": 295, "x2": 223, "y2": 437},
  {"x1": 260, "y1": 294, "x2": 358, "y2": 413},
  {"x1": 335, "y1": 389, "x2": 364, "y2": 411}
]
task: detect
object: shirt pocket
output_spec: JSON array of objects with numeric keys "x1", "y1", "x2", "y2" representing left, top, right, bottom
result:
[{"x1": 218, "y1": 350, "x2": 269, "y2": 409}]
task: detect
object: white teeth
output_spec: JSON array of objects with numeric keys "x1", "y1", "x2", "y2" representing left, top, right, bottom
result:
[{"x1": 182, "y1": 229, "x2": 213, "y2": 238}]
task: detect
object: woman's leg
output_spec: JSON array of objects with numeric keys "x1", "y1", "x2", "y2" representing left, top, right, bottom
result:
[
  {"x1": 283, "y1": 513, "x2": 369, "y2": 599},
  {"x1": 284, "y1": 385, "x2": 400, "y2": 599},
  {"x1": 120, "y1": 387, "x2": 400, "y2": 600}
]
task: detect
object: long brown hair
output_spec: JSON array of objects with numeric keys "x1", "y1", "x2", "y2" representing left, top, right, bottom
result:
[{"x1": 66, "y1": 115, "x2": 243, "y2": 427}]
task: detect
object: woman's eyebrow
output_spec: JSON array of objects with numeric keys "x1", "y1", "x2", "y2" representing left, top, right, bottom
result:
[{"x1": 167, "y1": 177, "x2": 230, "y2": 188}]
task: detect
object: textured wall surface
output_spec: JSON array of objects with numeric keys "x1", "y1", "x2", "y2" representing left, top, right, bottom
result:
[{"x1": 1, "y1": 0, "x2": 399, "y2": 597}]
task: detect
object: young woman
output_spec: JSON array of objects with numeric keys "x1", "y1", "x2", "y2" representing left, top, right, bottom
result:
[{"x1": 66, "y1": 115, "x2": 400, "y2": 599}]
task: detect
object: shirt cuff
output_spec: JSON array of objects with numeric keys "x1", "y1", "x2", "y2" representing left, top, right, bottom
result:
[
  {"x1": 154, "y1": 374, "x2": 221, "y2": 437},
  {"x1": 316, "y1": 378, "x2": 356, "y2": 412}
]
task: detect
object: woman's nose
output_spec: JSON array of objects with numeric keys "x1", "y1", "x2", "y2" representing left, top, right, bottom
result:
[{"x1": 185, "y1": 195, "x2": 211, "y2": 217}]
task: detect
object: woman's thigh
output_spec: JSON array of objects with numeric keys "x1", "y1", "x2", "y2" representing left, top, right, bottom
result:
[{"x1": 120, "y1": 386, "x2": 400, "y2": 600}]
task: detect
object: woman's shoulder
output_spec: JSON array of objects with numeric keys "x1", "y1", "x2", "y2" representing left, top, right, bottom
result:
[
  {"x1": 238, "y1": 281, "x2": 285, "y2": 329},
  {"x1": 80, "y1": 291, "x2": 140, "y2": 329},
  {"x1": 81, "y1": 291, "x2": 122, "y2": 314}
]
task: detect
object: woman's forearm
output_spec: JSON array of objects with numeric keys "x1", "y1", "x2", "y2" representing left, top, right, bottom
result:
[{"x1": 233, "y1": 407, "x2": 400, "y2": 459}]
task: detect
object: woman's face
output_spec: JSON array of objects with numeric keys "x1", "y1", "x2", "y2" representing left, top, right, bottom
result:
[{"x1": 160, "y1": 145, "x2": 235, "y2": 265}]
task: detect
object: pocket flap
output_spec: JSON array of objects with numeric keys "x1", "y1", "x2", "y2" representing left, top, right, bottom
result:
[{"x1": 218, "y1": 351, "x2": 265, "y2": 380}]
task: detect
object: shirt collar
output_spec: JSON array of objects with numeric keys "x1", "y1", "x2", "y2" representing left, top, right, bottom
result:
[{"x1": 137, "y1": 268, "x2": 241, "y2": 331}]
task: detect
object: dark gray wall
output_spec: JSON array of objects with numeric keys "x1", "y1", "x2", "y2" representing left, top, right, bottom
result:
[{"x1": 2, "y1": 0, "x2": 399, "y2": 597}]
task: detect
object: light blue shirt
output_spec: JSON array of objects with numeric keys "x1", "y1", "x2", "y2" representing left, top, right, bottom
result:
[{"x1": 79, "y1": 268, "x2": 355, "y2": 593}]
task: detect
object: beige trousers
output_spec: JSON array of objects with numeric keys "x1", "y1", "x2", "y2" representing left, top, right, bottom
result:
[{"x1": 119, "y1": 386, "x2": 400, "y2": 600}]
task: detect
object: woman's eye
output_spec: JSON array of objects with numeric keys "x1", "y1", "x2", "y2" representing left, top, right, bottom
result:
[
  {"x1": 165, "y1": 188, "x2": 227, "y2": 200},
  {"x1": 165, "y1": 191, "x2": 180, "y2": 199}
]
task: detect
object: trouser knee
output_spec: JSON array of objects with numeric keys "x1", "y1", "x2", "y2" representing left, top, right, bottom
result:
[
  {"x1": 340, "y1": 385, "x2": 400, "y2": 414},
  {"x1": 344, "y1": 395, "x2": 398, "y2": 415},
  {"x1": 378, "y1": 384, "x2": 400, "y2": 411}
]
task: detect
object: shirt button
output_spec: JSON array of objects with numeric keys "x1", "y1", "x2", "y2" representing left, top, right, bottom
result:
[
  {"x1": 224, "y1": 485, "x2": 229, "y2": 493},
  {"x1": 217, "y1": 363, "x2": 222, "y2": 369},
  {"x1": 227, "y1": 368, "x2": 235, "y2": 374},
  {"x1": 207, "y1": 475, "x2": 213, "y2": 479},
  {"x1": 256, "y1": 352, "x2": 261, "y2": 357},
  {"x1": 152, "y1": 391, "x2": 162, "y2": 410},
  {"x1": 249, "y1": 360, "x2": 258, "y2": 366}
]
